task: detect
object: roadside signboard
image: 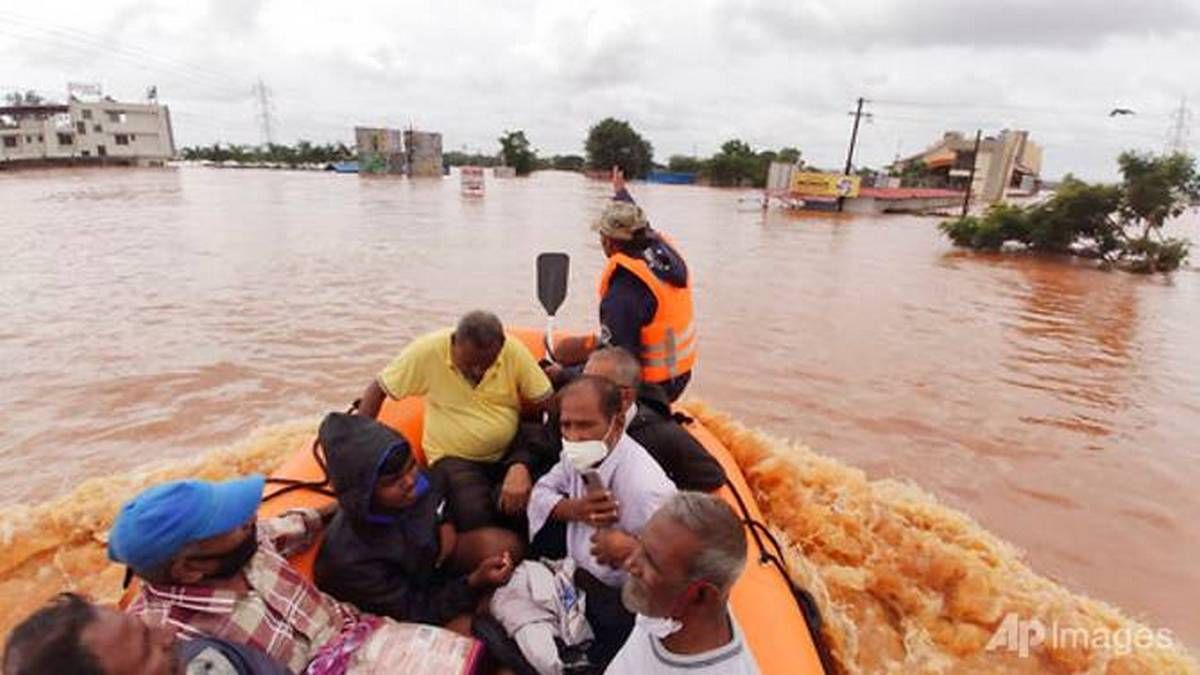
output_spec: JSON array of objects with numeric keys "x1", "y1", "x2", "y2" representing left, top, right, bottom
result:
[
  {"x1": 790, "y1": 171, "x2": 861, "y2": 198},
  {"x1": 461, "y1": 166, "x2": 485, "y2": 195}
]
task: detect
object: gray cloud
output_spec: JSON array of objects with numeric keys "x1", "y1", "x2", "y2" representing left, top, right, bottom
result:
[
  {"x1": 721, "y1": 0, "x2": 1200, "y2": 50},
  {"x1": 3, "y1": 0, "x2": 1199, "y2": 180}
]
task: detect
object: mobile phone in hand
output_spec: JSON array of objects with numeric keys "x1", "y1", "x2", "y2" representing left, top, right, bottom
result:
[{"x1": 582, "y1": 470, "x2": 604, "y2": 493}]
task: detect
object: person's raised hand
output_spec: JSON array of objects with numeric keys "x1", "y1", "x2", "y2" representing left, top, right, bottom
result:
[
  {"x1": 611, "y1": 165, "x2": 626, "y2": 193},
  {"x1": 590, "y1": 529, "x2": 637, "y2": 568}
]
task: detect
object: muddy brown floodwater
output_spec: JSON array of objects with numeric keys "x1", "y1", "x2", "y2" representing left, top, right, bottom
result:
[{"x1": 1, "y1": 167, "x2": 1197, "y2": 650}]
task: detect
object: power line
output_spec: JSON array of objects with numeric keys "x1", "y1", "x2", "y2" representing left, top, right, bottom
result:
[
  {"x1": 872, "y1": 114, "x2": 1164, "y2": 140},
  {"x1": 872, "y1": 97, "x2": 1171, "y2": 122},
  {"x1": 0, "y1": 17, "x2": 244, "y2": 98},
  {"x1": 0, "y1": 14, "x2": 356, "y2": 142}
]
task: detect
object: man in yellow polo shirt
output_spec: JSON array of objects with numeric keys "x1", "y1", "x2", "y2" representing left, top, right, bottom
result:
[{"x1": 357, "y1": 310, "x2": 554, "y2": 531}]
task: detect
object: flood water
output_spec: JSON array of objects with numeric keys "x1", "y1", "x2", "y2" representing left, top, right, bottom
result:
[{"x1": 1, "y1": 167, "x2": 1198, "y2": 648}]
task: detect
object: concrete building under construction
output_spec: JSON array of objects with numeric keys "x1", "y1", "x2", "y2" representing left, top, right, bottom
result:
[
  {"x1": 353, "y1": 126, "x2": 442, "y2": 177},
  {"x1": 893, "y1": 130, "x2": 1043, "y2": 203},
  {"x1": 1, "y1": 94, "x2": 175, "y2": 168},
  {"x1": 354, "y1": 127, "x2": 406, "y2": 174},
  {"x1": 405, "y1": 130, "x2": 442, "y2": 177}
]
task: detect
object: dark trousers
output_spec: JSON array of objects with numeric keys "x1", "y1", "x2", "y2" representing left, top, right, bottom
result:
[
  {"x1": 659, "y1": 371, "x2": 691, "y2": 403},
  {"x1": 431, "y1": 422, "x2": 560, "y2": 533},
  {"x1": 430, "y1": 457, "x2": 510, "y2": 532},
  {"x1": 574, "y1": 568, "x2": 635, "y2": 669}
]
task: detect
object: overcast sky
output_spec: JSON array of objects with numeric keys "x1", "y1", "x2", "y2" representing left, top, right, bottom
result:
[{"x1": 3, "y1": 0, "x2": 1198, "y2": 179}]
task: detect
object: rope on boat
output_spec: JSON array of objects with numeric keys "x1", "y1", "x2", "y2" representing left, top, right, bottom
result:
[
  {"x1": 722, "y1": 475, "x2": 837, "y2": 675},
  {"x1": 261, "y1": 400, "x2": 362, "y2": 503},
  {"x1": 261, "y1": 435, "x2": 336, "y2": 501}
]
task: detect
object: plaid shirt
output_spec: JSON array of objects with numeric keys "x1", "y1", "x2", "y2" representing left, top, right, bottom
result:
[{"x1": 129, "y1": 509, "x2": 360, "y2": 674}]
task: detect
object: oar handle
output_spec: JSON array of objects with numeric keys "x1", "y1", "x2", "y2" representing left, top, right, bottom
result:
[{"x1": 544, "y1": 315, "x2": 558, "y2": 364}]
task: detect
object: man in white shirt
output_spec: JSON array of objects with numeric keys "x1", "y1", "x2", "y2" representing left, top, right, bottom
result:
[
  {"x1": 526, "y1": 375, "x2": 677, "y2": 667},
  {"x1": 607, "y1": 491, "x2": 762, "y2": 674}
]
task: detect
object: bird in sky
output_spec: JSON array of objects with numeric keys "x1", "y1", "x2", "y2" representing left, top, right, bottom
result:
[{"x1": 1109, "y1": 108, "x2": 1136, "y2": 116}]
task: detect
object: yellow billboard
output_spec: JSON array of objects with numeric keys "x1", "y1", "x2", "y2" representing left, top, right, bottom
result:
[{"x1": 790, "y1": 171, "x2": 861, "y2": 198}]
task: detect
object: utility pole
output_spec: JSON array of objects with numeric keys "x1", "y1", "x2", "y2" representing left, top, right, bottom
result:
[
  {"x1": 252, "y1": 78, "x2": 275, "y2": 146},
  {"x1": 839, "y1": 97, "x2": 870, "y2": 212},
  {"x1": 843, "y1": 97, "x2": 867, "y2": 175},
  {"x1": 961, "y1": 129, "x2": 982, "y2": 217},
  {"x1": 1166, "y1": 97, "x2": 1192, "y2": 155}
]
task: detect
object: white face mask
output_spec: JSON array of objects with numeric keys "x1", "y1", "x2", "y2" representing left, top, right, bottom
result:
[
  {"x1": 561, "y1": 439, "x2": 609, "y2": 472},
  {"x1": 636, "y1": 612, "x2": 683, "y2": 639}
]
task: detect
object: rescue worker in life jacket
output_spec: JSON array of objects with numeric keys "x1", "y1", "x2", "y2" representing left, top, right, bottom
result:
[{"x1": 554, "y1": 167, "x2": 696, "y2": 402}]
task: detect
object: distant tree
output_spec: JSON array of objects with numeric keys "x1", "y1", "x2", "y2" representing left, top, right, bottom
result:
[
  {"x1": 1115, "y1": 151, "x2": 1199, "y2": 271},
  {"x1": 550, "y1": 154, "x2": 586, "y2": 171},
  {"x1": 181, "y1": 139, "x2": 355, "y2": 165},
  {"x1": 940, "y1": 151, "x2": 1197, "y2": 273},
  {"x1": 1118, "y1": 151, "x2": 1200, "y2": 239},
  {"x1": 210, "y1": 143, "x2": 231, "y2": 163},
  {"x1": 667, "y1": 155, "x2": 706, "y2": 173},
  {"x1": 445, "y1": 150, "x2": 499, "y2": 168},
  {"x1": 585, "y1": 118, "x2": 654, "y2": 179},
  {"x1": 227, "y1": 144, "x2": 249, "y2": 164},
  {"x1": 295, "y1": 140, "x2": 314, "y2": 164},
  {"x1": 720, "y1": 139, "x2": 753, "y2": 157},
  {"x1": 498, "y1": 130, "x2": 537, "y2": 175},
  {"x1": 777, "y1": 147, "x2": 802, "y2": 165},
  {"x1": 690, "y1": 141, "x2": 803, "y2": 187},
  {"x1": 707, "y1": 139, "x2": 758, "y2": 187}
]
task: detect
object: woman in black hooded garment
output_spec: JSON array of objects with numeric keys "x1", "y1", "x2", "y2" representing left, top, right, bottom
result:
[{"x1": 314, "y1": 413, "x2": 521, "y2": 627}]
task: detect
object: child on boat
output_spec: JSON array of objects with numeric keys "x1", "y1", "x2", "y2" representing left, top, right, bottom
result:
[
  {"x1": 314, "y1": 412, "x2": 521, "y2": 629},
  {"x1": 491, "y1": 376, "x2": 677, "y2": 671}
]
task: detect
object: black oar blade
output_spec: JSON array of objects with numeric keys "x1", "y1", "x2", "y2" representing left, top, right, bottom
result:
[{"x1": 536, "y1": 252, "x2": 570, "y2": 316}]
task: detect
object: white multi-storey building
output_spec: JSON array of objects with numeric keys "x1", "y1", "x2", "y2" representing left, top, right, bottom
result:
[{"x1": 1, "y1": 98, "x2": 176, "y2": 167}]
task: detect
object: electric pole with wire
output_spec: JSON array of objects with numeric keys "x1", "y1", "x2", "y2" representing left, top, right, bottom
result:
[
  {"x1": 1165, "y1": 97, "x2": 1192, "y2": 155},
  {"x1": 843, "y1": 97, "x2": 871, "y2": 175},
  {"x1": 839, "y1": 97, "x2": 872, "y2": 212},
  {"x1": 252, "y1": 78, "x2": 275, "y2": 147}
]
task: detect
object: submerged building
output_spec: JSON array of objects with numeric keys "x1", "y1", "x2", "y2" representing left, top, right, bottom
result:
[
  {"x1": 353, "y1": 126, "x2": 443, "y2": 177},
  {"x1": 1, "y1": 96, "x2": 175, "y2": 168},
  {"x1": 405, "y1": 130, "x2": 443, "y2": 177},
  {"x1": 354, "y1": 127, "x2": 406, "y2": 174},
  {"x1": 893, "y1": 130, "x2": 1043, "y2": 203}
]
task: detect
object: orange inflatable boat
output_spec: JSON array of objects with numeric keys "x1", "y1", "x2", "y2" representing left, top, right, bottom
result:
[{"x1": 259, "y1": 328, "x2": 830, "y2": 675}]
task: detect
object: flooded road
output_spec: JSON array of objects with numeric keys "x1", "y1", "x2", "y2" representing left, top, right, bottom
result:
[{"x1": 1, "y1": 167, "x2": 1197, "y2": 648}]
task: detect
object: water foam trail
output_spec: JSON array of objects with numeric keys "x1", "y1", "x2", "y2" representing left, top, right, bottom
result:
[
  {"x1": 681, "y1": 402, "x2": 1197, "y2": 674},
  {"x1": 0, "y1": 408, "x2": 1195, "y2": 673},
  {"x1": 0, "y1": 418, "x2": 317, "y2": 636}
]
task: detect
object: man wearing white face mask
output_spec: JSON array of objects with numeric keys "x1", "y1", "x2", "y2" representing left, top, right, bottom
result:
[
  {"x1": 608, "y1": 491, "x2": 760, "y2": 674},
  {"x1": 525, "y1": 375, "x2": 678, "y2": 668}
]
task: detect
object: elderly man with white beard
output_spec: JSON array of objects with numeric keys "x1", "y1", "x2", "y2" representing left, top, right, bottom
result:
[{"x1": 607, "y1": 491, "x2": 761, "y2": 674}]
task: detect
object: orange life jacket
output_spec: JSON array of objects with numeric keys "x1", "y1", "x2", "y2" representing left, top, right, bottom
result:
[{"x1": 597, "y1": 237, "x2": 697, "y2": 383}]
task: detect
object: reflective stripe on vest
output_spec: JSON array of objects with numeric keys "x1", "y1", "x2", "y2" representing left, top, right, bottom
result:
[
  {"x1": 641, "y1": 323, "x2": 697, "y2": 377},
  {"x1": 597, "y1": 238, "x2": 697, "y2": 383}
]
